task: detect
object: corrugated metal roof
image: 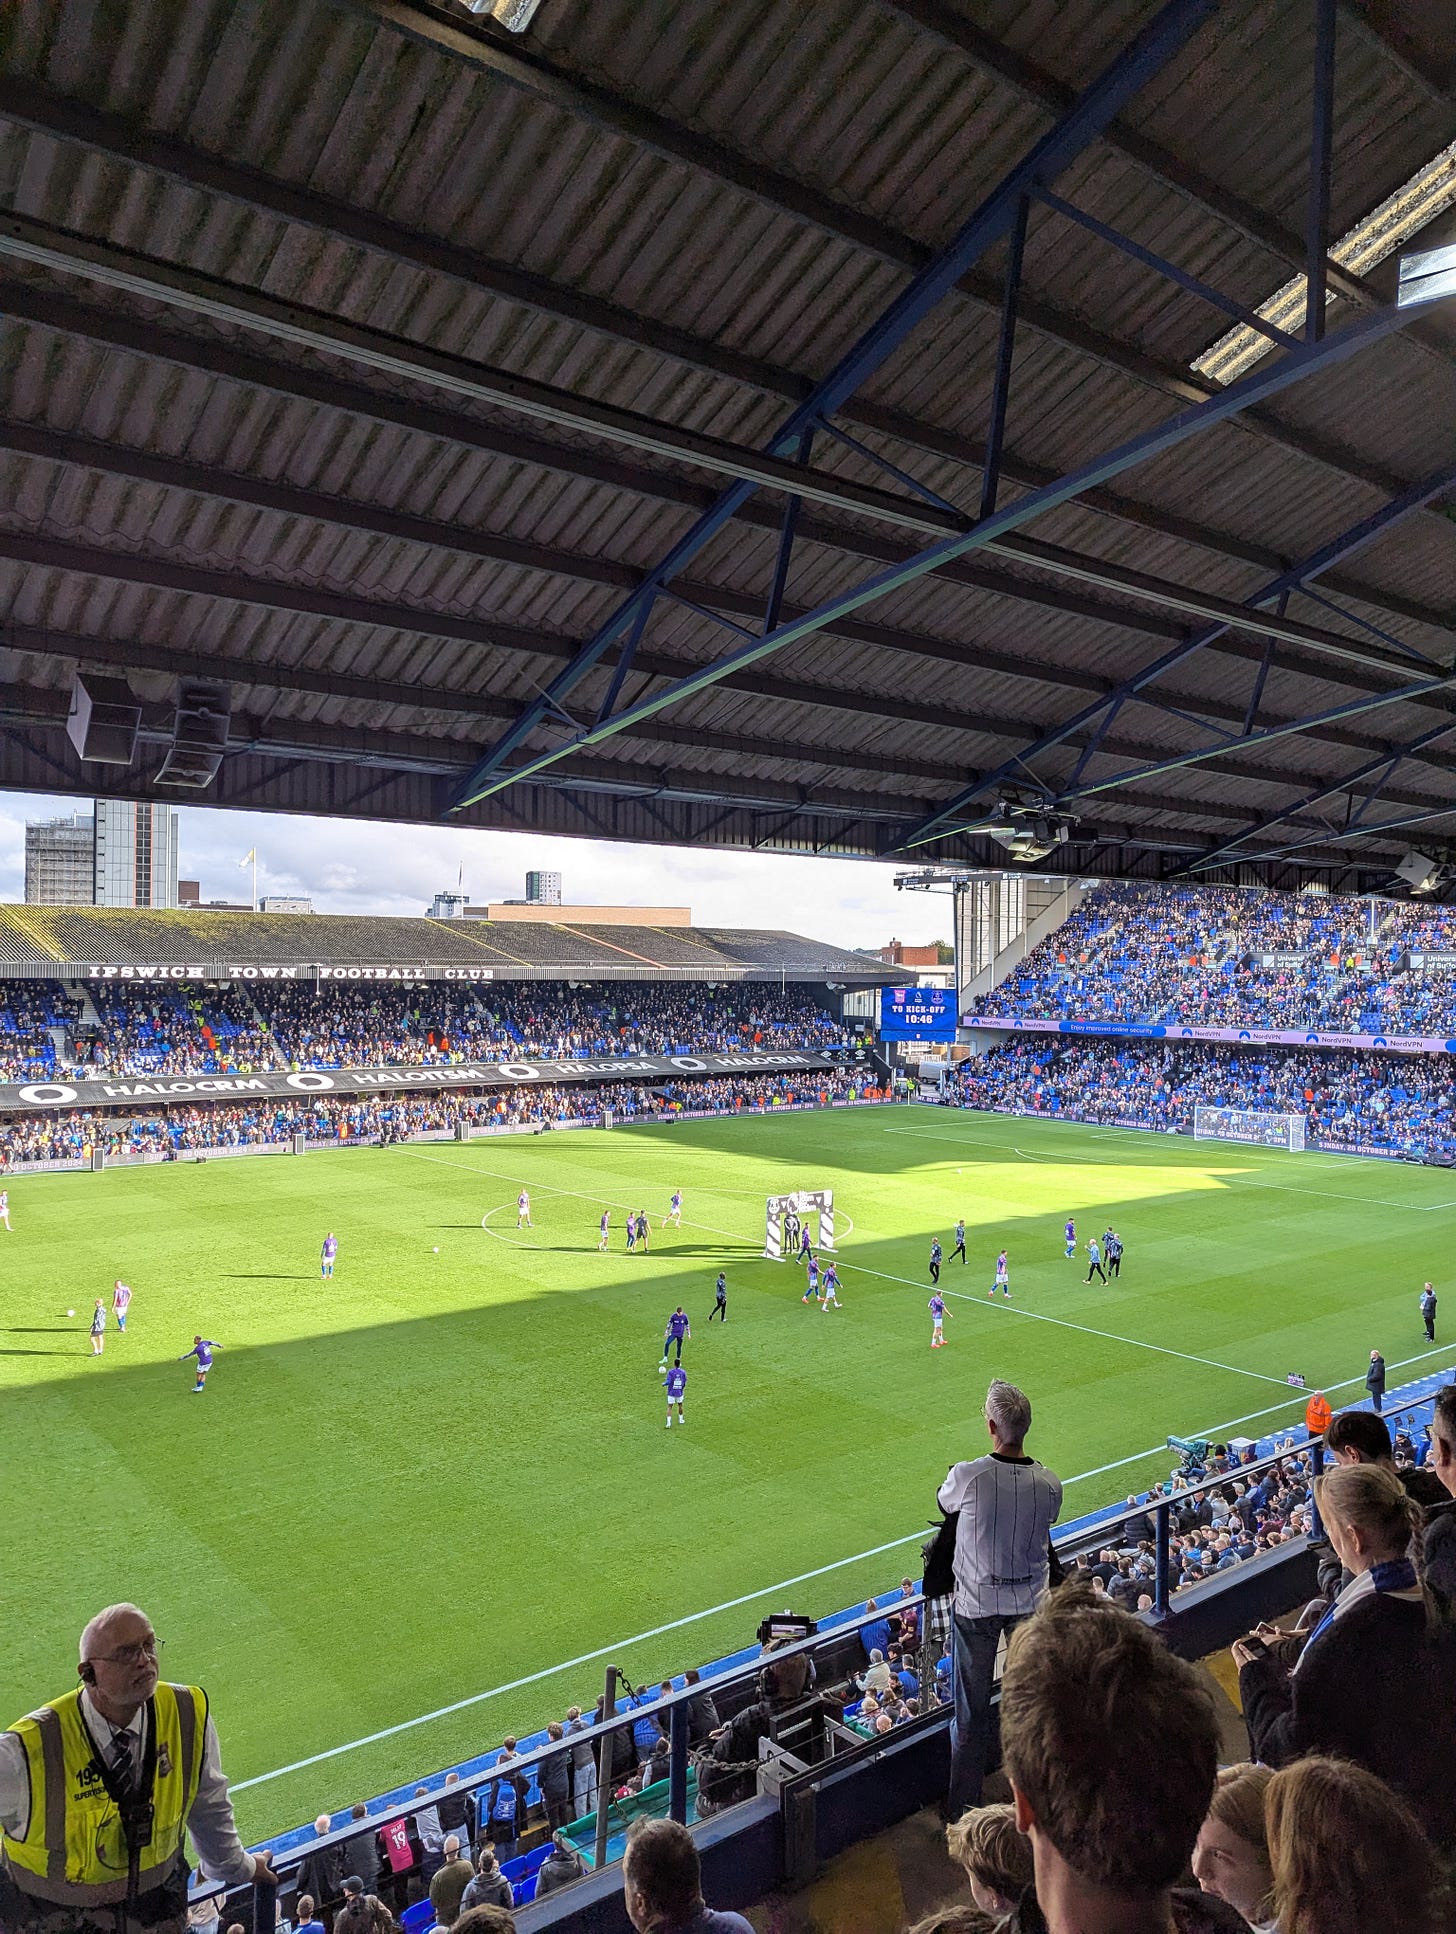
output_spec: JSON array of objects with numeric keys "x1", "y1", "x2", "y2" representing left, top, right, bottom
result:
[{"x1": 0, "y1": 0, "x2": 1452, "y2": 888}]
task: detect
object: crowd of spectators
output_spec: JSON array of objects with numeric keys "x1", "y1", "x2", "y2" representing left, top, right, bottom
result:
[
  {"x1": 168, "y1": 1378, "x2": 1456, "y2": 1934},
  {"x1": 975, "y1": 881, "x2": 1456, "y2": 1036},
  {"x1": 958, "y1": 1035, "x2": 1456, "y2": 1156},
  {"x1": 0, "y1": 985, "x2": 82, "y2": 1079},
  {"x1": 0, "y1": 1066, "x2": 883, "y2": 1166},
  {"x1": 22, "y1": 982, "x2": 857, "y2": 1079}
]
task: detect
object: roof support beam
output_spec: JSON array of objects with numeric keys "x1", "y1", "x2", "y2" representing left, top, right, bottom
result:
[
  {"x1": 900, "y1": 453, "x2": 1456, "y2": 847},
  {"x1": 7, "y1": 281, "x2": 1450, "y2": 672},
  {"x1": 456, "y1": 293, "x2": 1451, "y2": 813},
  {"x1": 332, "y1": 1, "x2": 1456, "y2": 534},
  {"x1": 1, "y1": 81, "x2": 1443, "y2": 635}
]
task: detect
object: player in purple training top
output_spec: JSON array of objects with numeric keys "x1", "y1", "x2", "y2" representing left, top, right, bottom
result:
[
  {"x1": 516, "y1": 1190, "x2": 532, "y2": 1230},
  {"x1": 798, "y1": 1222, "x2": 814, "y2": 1264},
  {"x1": 662, "y1": 1305, "x2": 691, "y2": 1367},
  {"x1": 321, "y1": 1231, "x2": 338, "y2": 1279},
  {"x1": 928, "y1": 1293, "x2": 951, "y2": 1349},
  {"x1": 663, "y1": 1190, "x2": 683, "y2": 1229},
  {"x1": 665, "y1": 1362, "x2": 687, "y2": 1428},
  {"x1": 598, "y1": 1208, "x2": 611, "y2": 1252},
  {"x1": 112, "y1": 1280, "x2": 133, "y2": 1332},
  {"x1": 802, "y1": 1254, "x2": 819, "y2": 1304},
  {"x1": 179, "y1": 1335, "x2": 220, "y2": 1392}
]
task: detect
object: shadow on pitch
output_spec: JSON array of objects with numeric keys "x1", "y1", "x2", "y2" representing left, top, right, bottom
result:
[
  {"x1": 225, "y1": 1273, "x2": 314, "y2": 1280},
  {"x1": 6, "y1": 1326, "x2": 74, "y2": 1333}
]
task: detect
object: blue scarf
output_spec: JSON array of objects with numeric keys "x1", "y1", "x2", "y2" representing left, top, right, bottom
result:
[{"x1": 1303, "y1": 1557, "x2": 1419, "y2": 1655}]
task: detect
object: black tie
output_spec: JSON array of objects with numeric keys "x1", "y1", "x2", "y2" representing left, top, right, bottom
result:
[{"x1": 110, "y1": 1731, "x2": 136, "y2": 1794}]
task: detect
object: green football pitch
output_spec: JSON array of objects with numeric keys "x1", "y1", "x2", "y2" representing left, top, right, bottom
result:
[{"x1": 4, "y1": 1105, "x2": 1453, "y2": 1842}]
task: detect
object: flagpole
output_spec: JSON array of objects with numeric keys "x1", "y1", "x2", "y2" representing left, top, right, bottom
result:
[{"x1": 253, "y1": 849, "x2": 258, "y2": 912}]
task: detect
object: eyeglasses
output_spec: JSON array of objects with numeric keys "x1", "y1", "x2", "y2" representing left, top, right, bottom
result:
[{"x1": 89, "y1": 1638, "x2": 164, "y2": 1666}]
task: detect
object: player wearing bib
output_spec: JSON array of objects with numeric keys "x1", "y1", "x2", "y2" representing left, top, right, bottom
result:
[
  {"x1": 89, "y1": 1300, "x2": 106, "y2": 1355},
  {"x1": 1085, "y1": 1238, "x2": 1107, "y2": 1284},
  {"x1": 952, "y1": 1219, "x2": 967, "y2": 1264},
  {"x1": 599, "y1": 1208, "x2": 611, "y2": 1251},
  {"x1": 709, "y1": 1271, "x2": 727, "y2": 1322},
  {"x1": 0, "y1": 1187, "x2": 10, "y2": 1229},
  {"x1": 928, "y1": 1292, "x2": 950, "y2": 1348},
  {"x1": 180, "y1": 1335, "x2": 219, "y2": 1391},
  {"x1": 991, "y1": 1250, "x2": 1010, "y2": 1300},
  {"x1": 665, "y1": 1363, "x2": 687, "y2": 1427},
  {"x1": 112, "y1": 1280, "x2": 133, "y2": 1331},
  {"x1": 929, "y1": 1238, "x2": 942, "y2": 1285},
  {"x1": 663, "y1": 1190, "x2": 683, "y2": 1229},
  {"x1": 1064, "y1": 1217, "x2": 1076, "y2": 1260},
  {"x1": 663, "y1": 1306, "x2": 691, "y2": 1367},
  {"x1": 802, "y1": 1256, "x2": 819, "y2": 1304},
  {"x1": 820, "y1": 1264, "x2": 842, "y2": 1310},
  {"x1": 516, "y1": 1190, "x2": 532, "y2": 1229},
  {"x1": 635, "y1": 1210, "x2": 651, "y2": 1253},
  {"x1": 1104, "y1": 1228, "x2": 1123, "y2": 1278},
  {"x1": 320, "y1": 1232, "x2": 338, "y2": 1279}
]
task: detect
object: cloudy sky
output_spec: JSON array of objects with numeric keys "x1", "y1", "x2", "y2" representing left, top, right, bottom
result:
[{"x1": 0, "y1": 789, "x2": 944, "y2": 949}]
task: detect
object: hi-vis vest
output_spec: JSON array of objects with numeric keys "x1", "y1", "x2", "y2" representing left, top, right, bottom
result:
[{"x1": 2, "y1": 1685, "x2": 207, "y2": 1906}]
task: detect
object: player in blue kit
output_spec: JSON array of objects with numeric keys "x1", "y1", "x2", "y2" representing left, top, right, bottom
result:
[
  {"x1": 1064, "y1": 1217, "x2": 1076, "y2": 1260},
  {"x1": 179, "y1": 1335, "x2": 220, "y2": 1392},
  {"x1": 665, "y1": 1362, "x2": 687, "y2": 1428},
  {"x1": 991, "y1": 1248, "x2": 1011, "y2": 1300},
  {"x1": 598, "y1": 1208, "x2": 610, "y2": 1252},
  {"x1": 663, "y1": 1190, "x2": 683, "y2": 1229},
  {"x1": 1085, "y1": 1236, "x2": 1107, "y2": 1284},
  {"x1": 662, "y1": 1306, "x2": 691, "y2": 1367},
  {"x1": 802, "y1": 1255, "x2": 819, "y2": 1304},
  {"x1": 320, "y1": 1232, "x2": 338, "y2": 1279}
]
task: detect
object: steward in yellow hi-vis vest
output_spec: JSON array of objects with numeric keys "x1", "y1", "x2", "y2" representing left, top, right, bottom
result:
[{"x1": 0, "y1": 1606, "x2": 272, "y2": 1934}]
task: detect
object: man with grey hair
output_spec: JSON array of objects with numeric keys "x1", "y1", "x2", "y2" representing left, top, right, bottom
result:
[
  {"x1": 936, "y1": 1379, "x2": 1062, "y2": 1817},
  {"x1": 0, "y1": 1602, "x2": 274, "y2": 1934}
]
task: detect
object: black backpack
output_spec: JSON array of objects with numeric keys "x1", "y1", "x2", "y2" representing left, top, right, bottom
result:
[{"x1": 921, "y1": 1511, "x2": 958, "y2": 1599}]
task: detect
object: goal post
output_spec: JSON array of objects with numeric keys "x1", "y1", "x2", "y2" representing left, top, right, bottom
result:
[
  {"x1": 765, "y1": 1189, "x2": 836, "y2": 1259},
  {"x1": 1193, "y1": 1105, "x2": 1306, "y2": 1152}
]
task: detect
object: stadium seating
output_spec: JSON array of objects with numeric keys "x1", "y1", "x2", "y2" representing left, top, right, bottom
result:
[
  {"x1": 0, "y1": 1067, "x2": 885, "y2": 1166},
  {"x1": 973, "y1": 883, "x2": 1456, "y2": 1034},
  {"x1": 958, "y1": 1037, "x2": 1456, "y2": 1157}
]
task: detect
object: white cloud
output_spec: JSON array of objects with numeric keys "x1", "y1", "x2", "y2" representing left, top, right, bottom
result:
[{"x1": 0, "y1": 791, "x2": 951, "y2": 949}]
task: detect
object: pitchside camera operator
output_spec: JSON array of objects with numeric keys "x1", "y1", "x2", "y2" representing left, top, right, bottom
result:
[{"x1": 0, "y1": 1603, "x2": 276, "y2": 1934}]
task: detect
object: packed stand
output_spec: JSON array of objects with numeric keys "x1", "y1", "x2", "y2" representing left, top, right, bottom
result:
[
  {"x1": 0, "y1": 985, "x2": 81, "y2": 1079},
  {"x1": 958, "y1": 1035, "x2": 1456, "y2": 1156},
  {"x1": 974, "y1": 881, "x2": 1456, "y2": 1036},
  {"x1": 0, "y1": 1066, "x2": 884, "y2": 1165},
  {"x1": 8, "y1": 981, "x2": 858, "y2": 1080}
]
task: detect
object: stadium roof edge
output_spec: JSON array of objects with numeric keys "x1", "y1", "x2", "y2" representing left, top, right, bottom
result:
[{"x1": 0, "y1": 905, "x2": 901, "y2": 984}]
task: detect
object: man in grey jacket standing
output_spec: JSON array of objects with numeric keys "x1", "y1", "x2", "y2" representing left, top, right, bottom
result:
[{"x1": 937, "y1": 1379, "x2": 1062, "y2": 1819}]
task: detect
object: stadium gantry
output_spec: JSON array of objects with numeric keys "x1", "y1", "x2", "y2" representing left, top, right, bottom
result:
[{"x1": 0, "y1": 1, "x2": 1451, "y2": 891}]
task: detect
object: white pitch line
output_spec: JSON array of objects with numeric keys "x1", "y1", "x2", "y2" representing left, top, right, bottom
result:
[
  {"x1": 234, "y1": 1332, "x2": 1453, "y2": 1796},
  {"x1": 408, "y1": 1152, "x2": 1305, "y2": 1388}
]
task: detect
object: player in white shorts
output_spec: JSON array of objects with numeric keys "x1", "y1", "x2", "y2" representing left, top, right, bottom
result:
[
  {"x1": 819, "y1": 1263, "x2": 842, "y2": 1310},
  {"x1": 0, "y1": 1188, "x2": 10, "y2": 1230},
  {"x1": 663, "y1": 1189, "x2": 683, "y2": 1228},
  {"x1": 517, "y1": 1189, "x2": 532, "y2": 1229},
  {"x1": 991, "y1": 1249, "x2": 1011, "y2": 1300},
  {"x1": 598, "y1": 1208, "x2": 610, "y2": 1251}
]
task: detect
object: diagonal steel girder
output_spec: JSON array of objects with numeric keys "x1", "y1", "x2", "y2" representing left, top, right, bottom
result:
[
  {"x1": 453, "y1": 295, "x2": 1448, "y2": 816},
  {"x1": 1186, "y1": 716, "x2": 1456, "y2": 872},
  {"x1": 898, "y1": 453, "x2": 1456, "y2": 849},
  {"x1": 449, "y1": 0, "x2": 1216, "y2": 807}
]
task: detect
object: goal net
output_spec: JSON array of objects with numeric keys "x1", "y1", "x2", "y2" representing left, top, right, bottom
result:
[
  {"x1": 765, "y1": 1189, "x2": 836, "y2": 1259},
  {"x1": 1193, "y1": 1105, "x2": 1306, "y2": 1152}
]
